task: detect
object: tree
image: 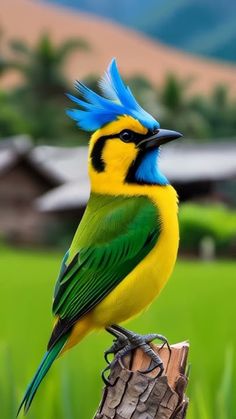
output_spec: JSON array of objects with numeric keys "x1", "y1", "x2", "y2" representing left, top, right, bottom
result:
[
  {"x1": 8, "y1": 33, "x2": 90, "y2": 142},
  {"x1": 160, "y1": 74, "x2": 211, "y2": 139},
  {"x1": 190, "y1": 85, "x2": 236, "y2": 139},
  {"x1": 0, "y1": 29, "x2": 15, "y2": 78},
  {"x1": 10, "y1": 33, "x2": 89, "y2": 99}
]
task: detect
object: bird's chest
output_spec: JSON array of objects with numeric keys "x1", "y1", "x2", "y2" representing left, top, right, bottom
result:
[{"x1": 92, "y1": 187, "x2": 179, "y2": 326}]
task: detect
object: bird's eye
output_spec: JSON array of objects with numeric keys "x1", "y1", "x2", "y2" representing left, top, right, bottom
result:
[{"x1": 120, "y1": 130, "x2": 134, "y2": 143}]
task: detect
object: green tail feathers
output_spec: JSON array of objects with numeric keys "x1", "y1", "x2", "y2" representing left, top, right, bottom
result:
[{"x1": 17, "y1": 333, "x2": 69, "y2": 416}]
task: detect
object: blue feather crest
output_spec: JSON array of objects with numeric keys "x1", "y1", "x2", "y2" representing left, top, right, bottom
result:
[{"x1": 66, "y1": 58, "x2": 159, "y2": 132}]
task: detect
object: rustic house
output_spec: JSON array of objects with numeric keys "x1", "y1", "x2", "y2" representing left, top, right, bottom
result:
[
  {"x1": 0, "y1": 136, "x2": 89, "y2": 245},
  {"x1": 36, "y1": 141, "x2": 236, "y2": 213},
  {"x1": 1, "y1": 136, "x2": 236, "y2": 246},
  {"x1": 0, "y1": 136, "x2": 62, "y2": 244}
]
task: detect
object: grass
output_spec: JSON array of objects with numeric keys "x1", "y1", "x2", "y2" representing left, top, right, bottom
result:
[
  {"x1": 179, "y1": 203, "x2": 236, "y2": 254},
  {"x1": 0, "y1": 245, "x2": 236, "y2": 418}
]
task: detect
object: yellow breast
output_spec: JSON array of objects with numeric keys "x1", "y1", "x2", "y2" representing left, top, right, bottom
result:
[
  {"x1": 90, "y1": 182, "x2": 179, "y2": 327},
  {"x1": 64, "y1": 182, "x2": 179, "y2": 352}
]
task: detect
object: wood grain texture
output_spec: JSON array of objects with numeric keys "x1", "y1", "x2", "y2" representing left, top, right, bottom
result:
[{"x1": 94, "y1": 342, "x2": 189, "y2": 419}]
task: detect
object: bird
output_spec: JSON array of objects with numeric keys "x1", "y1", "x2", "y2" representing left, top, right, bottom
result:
[{"x1": 18, "y1": 58, "x2": 182, "y2": 415}]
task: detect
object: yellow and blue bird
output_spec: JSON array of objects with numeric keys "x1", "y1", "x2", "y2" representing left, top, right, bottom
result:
[{"x1": 18, "y1": 59, "x2": 182, "y2": 414}]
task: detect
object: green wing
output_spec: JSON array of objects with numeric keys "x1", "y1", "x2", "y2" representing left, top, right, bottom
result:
[{"x1": 48, "y1": 193, "x2": 161, "y2": 349}]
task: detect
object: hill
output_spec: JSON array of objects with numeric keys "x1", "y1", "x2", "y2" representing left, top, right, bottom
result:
[
  {"x1": 47, "y1": 0, "x2": 236, "y2": 63},
  {"x1": 1, "y1": 0, "x2": 236, "y2": 94}
]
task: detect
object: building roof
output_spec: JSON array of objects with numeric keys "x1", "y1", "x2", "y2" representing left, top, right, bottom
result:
[
  {"x1": 30, "y1": 145, "x2": 88, "y2": 183},
  {"x1": 35, "y1": 140, "x2": 236, "y2": 212},
  {"x1": 159, "y1": 141, "x2": 236, "y2": 183},
  {"x1": 0, "y1": 135, "x2": 32, "y2": 174},
  {"x1": 35, "y1": 180, "x2": 90, "y2": 212},
  {"x1": 0, "y1": 136, "x2": 88, "y2": 186},
  {"x1": 2, "y1": 135, "x2": 236, "y2": 213}
]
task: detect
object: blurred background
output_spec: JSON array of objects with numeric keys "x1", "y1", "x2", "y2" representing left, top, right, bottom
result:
[{"x1": 0, "y1": 0, "x2": 236, "y2": 418}]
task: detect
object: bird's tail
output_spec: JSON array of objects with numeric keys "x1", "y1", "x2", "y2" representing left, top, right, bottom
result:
[{"x1": 17, "y1": 332, "x2": 69, "y2": 416}]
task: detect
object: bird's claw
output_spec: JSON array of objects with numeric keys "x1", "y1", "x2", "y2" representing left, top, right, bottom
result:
[
  {"x1": 139, "y1": 359, "x2": 164, "y2": 376},
  {"x1": 101, "y1": 356, "x2": 124, "y2": 386},
  {"x1": 104, "y1": 333, "x2": 129, "y2": 365},
  {"x1": 103, "y1": 325, "x2": 170, "y2": 384},
  {"x1": 101, "y1": 364, "x2": 113, "y2": 386}
]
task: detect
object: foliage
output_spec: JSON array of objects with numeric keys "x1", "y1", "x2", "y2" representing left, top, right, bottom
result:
[
  {"x1": 0, "y1": 32, "x2": 236, "y2": 143},
  {"x1": 190, "y1": 85, "x2": 236, "y2": 139},
  {"x1": 0, "y1": 91, "x2": 29, "y2": 137},
  {"x1": 0, "y1": 246, "x2": 236, "y2": 418},
  {"x1": 128, "y1": 73, "x2": 236, "y2": 141},
  {"x1": 10, "y1": 33, "x2": 89, "y2": 100},
  {"x1": 0, "y1": 33, "x2": 90, "y2": 144},
  {"x1": 0, "y1": 30, "x2": 15, "y2": 77},
  {"x1": 179, "y1": 203, "x2": 236, "y2": 256},
  {"x1": 158, "y1": 74, "x2": 211, "y2": 139}
]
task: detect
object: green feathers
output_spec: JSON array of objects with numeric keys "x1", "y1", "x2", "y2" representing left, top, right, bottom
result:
[
  {"x1": 49, "y1": 193, "x2": 161, "y2": 348},
  {"x1": 17, "y1": 333, "x2": 69, "y2": 415},
  {"x1": 18, "y1": 193, "x2": 161, "y2": 415}
]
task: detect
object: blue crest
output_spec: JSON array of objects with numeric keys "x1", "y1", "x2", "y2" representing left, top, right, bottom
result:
[{"x1": 66, "y1": 58, "x2": 159, "y2": 132}]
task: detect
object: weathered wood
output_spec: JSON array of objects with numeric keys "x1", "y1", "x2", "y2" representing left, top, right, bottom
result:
[{"x1": 94, "y1": 342, "x2": 189, "y2": 419}]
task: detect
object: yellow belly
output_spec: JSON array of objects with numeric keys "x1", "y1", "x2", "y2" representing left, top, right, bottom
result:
[
  {"x1": 92, "y1": 186, "x2": 179, "y2": 326},
  {"x1": 64, "y1": 184, "x2": 179, "y2": 352}
]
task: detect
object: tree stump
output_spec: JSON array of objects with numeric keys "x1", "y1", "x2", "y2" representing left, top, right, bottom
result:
[{"x1": 94, "y1": 341, "x2": 189, "y2": 419}]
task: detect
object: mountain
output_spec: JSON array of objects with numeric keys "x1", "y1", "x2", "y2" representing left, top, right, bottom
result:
[
  {"x1": 1, "y1": 0, "x2": 236, "y2": 94},
  {"x1": 46, "y1": 0, "x2": 236, "y2": 63}
]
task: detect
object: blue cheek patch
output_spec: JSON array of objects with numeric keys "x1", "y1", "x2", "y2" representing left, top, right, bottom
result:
[{"x1": 135, "y1": 148, "x2": 169, "y2": 186}]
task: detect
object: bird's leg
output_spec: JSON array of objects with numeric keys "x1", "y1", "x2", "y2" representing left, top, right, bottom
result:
[
  {"x1": 113, "y1": 324, "x2": 172, "y2": 374},
  {"x1": 104, "y1": 326, "x2": 129, "y2": 365},
  {"x1": 111, "y1": 324, "x2": 171, "y2": 355},
  {"x1": 103, "y1": 324, "x2": 171, "y2": 384},
  {"x1": 102, "y1": 326, "x2": 132, "y2": 385}
]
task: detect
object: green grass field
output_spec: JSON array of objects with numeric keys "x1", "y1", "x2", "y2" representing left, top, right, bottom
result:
[{"x1": 0, "y1": 245, "x2": 236, "y2": 419}]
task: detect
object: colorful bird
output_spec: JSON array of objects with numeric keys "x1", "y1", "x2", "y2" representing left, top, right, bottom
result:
[{"x1": 18, "y1": 59, "x2": 182, "y2": 415}]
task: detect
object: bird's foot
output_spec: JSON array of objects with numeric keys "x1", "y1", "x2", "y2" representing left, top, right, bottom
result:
[
  {"x1": 104, "y1": 328, "x2": 129, "y2": 365},
  {"x1": 102, "y1": 324, "x2": 170, "y2": 385}
]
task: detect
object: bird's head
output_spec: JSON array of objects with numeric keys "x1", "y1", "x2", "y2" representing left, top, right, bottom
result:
[{"x1": 67, "y1": 59, "x2": 182, "y2": 190}]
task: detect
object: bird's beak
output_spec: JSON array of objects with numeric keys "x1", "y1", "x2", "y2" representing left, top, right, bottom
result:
[{"x1": 138, "y1": 129, "x2": 183, "y2": 149}]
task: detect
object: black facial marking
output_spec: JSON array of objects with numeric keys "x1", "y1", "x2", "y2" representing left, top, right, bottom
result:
[
  {"x1": 90, "y1": 129, "x2": 157, "y2": 173},
  {"x1": 125, "y1": 149, "x2": 147, "y2": 184},
  {"x1": 90, "y1": 136, "x2": 115, "y2": 172}
]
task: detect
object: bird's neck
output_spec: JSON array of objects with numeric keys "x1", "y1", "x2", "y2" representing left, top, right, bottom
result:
[
  {"x1": 89, "y1": 148, "x2": 169, "y2": 194},
  {"x1": 127, "y1": 148, "x2": 169, "y2": 186},
  {"x1": 90, "y1": 170, "x2": 178, "y2": 213},
  {"x1": 90, "y1": 179, "x2": 179, "y2": 250}
]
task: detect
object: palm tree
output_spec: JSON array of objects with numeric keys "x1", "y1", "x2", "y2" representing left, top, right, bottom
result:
[
  {"x1": 160, "y1": 74, "x2": 210, "y2": 139},
  {"x1": 161, "y1": 73, "x2": 193, "y2": 113},
  {"x1": 0, "y1": 29, "x2": 15, "y2": 78},
  {"x1": 10, "y1": 33, "x2": 89, "y2": 100},
  {"x1": 188, "y1": 84, "x2": 236, "y2": 140},
  {"x1": 8, "y1": 33, "x2": 90, "y2": 141},
  {"x1": 202, "y1": 85, "x2": 236, "y2": 139}
]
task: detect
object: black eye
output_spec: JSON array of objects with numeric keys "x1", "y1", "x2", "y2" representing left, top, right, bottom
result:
[{"x1": 120, "y1": 130, "x2": 134, "y2": 142}]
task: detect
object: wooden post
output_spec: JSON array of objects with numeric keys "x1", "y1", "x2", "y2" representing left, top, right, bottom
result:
[{"x1": 94, "y1": 341, "x2": 189, "y2": 419}]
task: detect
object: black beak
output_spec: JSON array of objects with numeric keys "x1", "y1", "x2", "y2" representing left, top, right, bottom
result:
[{"x1": 138, "y1": 129, "x2": 183, "y2": 149}]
